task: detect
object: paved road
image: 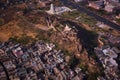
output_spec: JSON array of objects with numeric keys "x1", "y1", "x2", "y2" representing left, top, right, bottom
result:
[{"x1": 60, "y1": 0, "x2": 120, "y2": 31}]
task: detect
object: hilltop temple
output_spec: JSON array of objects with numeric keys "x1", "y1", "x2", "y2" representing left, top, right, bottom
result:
[{"x1": 46, "y1": 4, "x2": 72, "y2": 14}]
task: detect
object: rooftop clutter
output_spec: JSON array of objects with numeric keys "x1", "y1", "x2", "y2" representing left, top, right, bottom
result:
[{"x1": 0, "y1": 40, "x2": 85, "y2": 80}]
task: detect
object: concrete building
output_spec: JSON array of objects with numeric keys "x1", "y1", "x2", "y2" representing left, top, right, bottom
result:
[
  {"x1": 110, "y1": 0, "x2": 120, "y2": 3},
  {"x1": 74, "y1": 0, "x2": 84, "y2": 3},
  {"x1": 104, "y1": 4, "x2": 115, "y2": 12},
  {"x1": 104, "y1": 0, "x2": 120, "y2": 13},
  {"x1": 88, "y1": 0, "x2": 105, "y2": 10},
  {"x1": 47, "y1": 4, "x2": 72, "y2": 14},
  {"x1": 64, "y1": 24, "x2": 72, "y2": 32},
  {"x1": 46, "y1": 4, "x2": 55, "y2": 14}
]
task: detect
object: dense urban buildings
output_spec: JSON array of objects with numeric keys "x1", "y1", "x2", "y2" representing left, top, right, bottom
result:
[{"x1": 0, "y1": 40, "x2": 85, "y2": 80}]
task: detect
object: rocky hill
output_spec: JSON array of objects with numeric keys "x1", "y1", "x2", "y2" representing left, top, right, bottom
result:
[{"x1": 0, "y1": 7, "x2": 104, "y2": 80}]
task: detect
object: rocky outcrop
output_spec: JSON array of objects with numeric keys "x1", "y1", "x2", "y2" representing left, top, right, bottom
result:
[{"x1": 0, "y1": 8, "x2": 103, "y2": 79}]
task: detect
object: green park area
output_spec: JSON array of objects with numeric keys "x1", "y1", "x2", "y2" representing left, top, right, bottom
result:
[{"x1": 62, "y1": 11, "x2": 97, "y2": 27}]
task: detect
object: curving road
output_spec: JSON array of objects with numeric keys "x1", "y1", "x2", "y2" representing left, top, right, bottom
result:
[{"x1": 60, "y1": 0, "x2": 120, "y2": 31}]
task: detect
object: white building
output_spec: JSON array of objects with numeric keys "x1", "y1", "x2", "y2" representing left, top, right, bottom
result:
[
  {"x1": 110, "y1": 0, "x2": 120, "y2": 3},
  {"x1": 64, "y1": 24, "x2": 72, "y2": 32},
  {"x1": 47, "y1": 4, "x2": 72, "y2": 14},
  {"x1": 74, "y1": 0, "x2": 83, "y2": 3},
  {"x1": 104, "y1": 4, "x2": 115, "y2": 12}
]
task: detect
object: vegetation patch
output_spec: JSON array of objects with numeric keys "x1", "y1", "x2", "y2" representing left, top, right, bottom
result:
[
  {"x1": 0, "y1": 18, "x2": 4, "y2": 25},
  {"x1": 116, "y1": 19, "x2": 120, "y2": 25},
  {"x1": 9, "y1": 34, "x2": 36, "y2": 44},
  {"x1": 62, "y1": 11, "x2": 97, "y2": 27}
]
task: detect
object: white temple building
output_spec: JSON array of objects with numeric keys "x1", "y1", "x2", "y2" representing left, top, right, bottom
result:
[
  {"x1": 64, "y1": 24, "x2": 72, "y2": 32},
  {"x1": 47, "y1": 4, "x2": 72, "y2": 14},
  {"x1": 47, "y1": 4, "x2": 55, "y2": 14}
]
